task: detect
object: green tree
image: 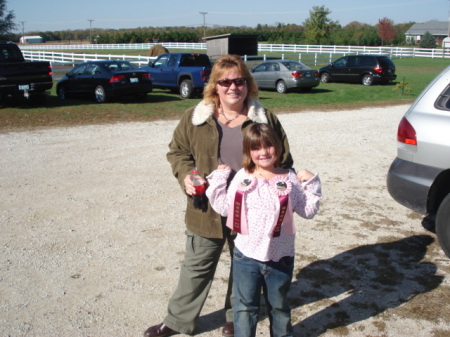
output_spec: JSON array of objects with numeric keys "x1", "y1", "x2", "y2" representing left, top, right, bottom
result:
[
  {"x1": 0, "y1": 0, "x2": 16, "y2": 39},
  {"x1": 420, "y1": 31, "x2": 437, "y2": 48},
  {"x1": 303, "y1": 6, "x2": 337, "y2": 44}
]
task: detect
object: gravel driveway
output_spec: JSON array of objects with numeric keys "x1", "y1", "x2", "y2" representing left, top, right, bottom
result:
[{"x1": 1, "y1": 105, "x2": 449, "y2": 337}]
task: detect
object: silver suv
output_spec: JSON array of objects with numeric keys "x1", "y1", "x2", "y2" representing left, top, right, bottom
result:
[{"x1": 387, "y1": 65, "x2": 450, "y2": 257}]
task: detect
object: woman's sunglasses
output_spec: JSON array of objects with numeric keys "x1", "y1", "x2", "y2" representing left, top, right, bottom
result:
[{"x1": 217, "y1": 77, "x2": 247, "y2": 87}]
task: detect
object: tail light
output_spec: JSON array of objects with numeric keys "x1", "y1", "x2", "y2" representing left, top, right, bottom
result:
[
  {"x1": 109, "y1": 74, "x2": 126, "y2": 83},
  {"x1": 291, "y1": 72, "x2": 303, "y2": 78},
  {"x1": 142, "y1": 73, "x2": 151, "y2": 80},
  {"x1": 397, "y1": 117, "x2": 417, "y2": 145},
  {"x1": 374, "y1": 66, "x2": 383, "y2": 74},
  {"x1": 48, "y1": 65, "x2": 53, "y2": 76},
  {"x1": 201, "y1": 69, "x2": 207, "y2": 82},
  {"x1": 314, "y1": 71, "x2": 319, "y2": 77}
]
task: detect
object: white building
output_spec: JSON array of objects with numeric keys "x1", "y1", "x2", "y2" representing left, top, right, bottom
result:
[{"x1": 19, "y1": 36, "x2": 44, "y2": 44}]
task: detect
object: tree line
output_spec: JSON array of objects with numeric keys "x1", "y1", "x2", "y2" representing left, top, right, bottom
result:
[{"x1": 0, "y1": 3, "x2": 433, "y2": 47}]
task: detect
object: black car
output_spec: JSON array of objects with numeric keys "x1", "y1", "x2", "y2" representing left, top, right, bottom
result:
[
  {"x1": 319, "y1": 55, "x2": 397, "y2": 86},
  {"x1": 57, "y1": 60, "x2": 152, "y2": 103}
]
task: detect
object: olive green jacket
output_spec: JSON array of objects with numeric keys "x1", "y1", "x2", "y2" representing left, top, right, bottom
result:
[{"x1": 166, "y1": 98, "x2": 294, "y2": 239}]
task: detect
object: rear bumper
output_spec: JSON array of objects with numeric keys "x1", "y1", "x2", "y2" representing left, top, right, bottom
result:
[
  {"x1": 0, "y1": 81, "x2": 53, "y2": 96},
  {"x1": 387, "y1": 157, "x2": 442, "y2": 214}
]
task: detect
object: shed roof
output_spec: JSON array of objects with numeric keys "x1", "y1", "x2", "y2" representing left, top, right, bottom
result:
[{"x1": 406, "y1": 20, "x2": 449, "y2": 36}]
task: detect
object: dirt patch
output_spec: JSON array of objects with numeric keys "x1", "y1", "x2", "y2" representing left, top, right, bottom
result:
[{"x1": 0, "y1": 105, "x2": 449, "y2": 336}]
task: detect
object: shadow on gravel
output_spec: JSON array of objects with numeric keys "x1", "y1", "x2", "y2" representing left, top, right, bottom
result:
[{"x1": 289, "y1": 235, "x2": 443, "y2": 336}]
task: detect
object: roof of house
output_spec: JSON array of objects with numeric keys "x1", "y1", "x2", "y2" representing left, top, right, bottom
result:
[{"x1": 406, "y1": 20, "x2": 449, "y2": 36}]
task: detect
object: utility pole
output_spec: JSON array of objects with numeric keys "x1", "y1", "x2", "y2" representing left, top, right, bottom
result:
[
  {"x1": 20, "y1": 21, "x2": 25, "y2": 44},
  {"x1": 199, "y1": 12, "x2": 208, "y2": 41},
  {"x1": 88, "y1": 19, "x2": 94, "y2": 44}
]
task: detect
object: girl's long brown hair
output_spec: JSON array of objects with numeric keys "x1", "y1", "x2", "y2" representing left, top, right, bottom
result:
[{"x1": 242, "y1": 123, "x2": 282, "y2": 173}]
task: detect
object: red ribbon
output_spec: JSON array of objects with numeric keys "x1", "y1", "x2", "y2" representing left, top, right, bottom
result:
[
  {"x1": 272, "y1": 195, "x2": 289, "y2": 237},
  {"x1": 232, "y1": 190, "x2": 244, "y2": 233}
]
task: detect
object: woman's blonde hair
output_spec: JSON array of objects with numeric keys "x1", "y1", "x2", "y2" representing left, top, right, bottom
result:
[
  {"x1": 242, "y1": 123, "x2": 282, "y2": 173},
  {"x1": 203, "y1": 54, "x2": 259, "y2": 107}
]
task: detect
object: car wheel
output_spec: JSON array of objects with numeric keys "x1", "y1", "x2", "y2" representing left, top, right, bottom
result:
[
  {"x1": 179, "y1": 79, "x2": 194, "y2": 99},
  {"x1": 276, "y1": 80, "x2": 287, "y2": 94},
  {"x1": 94, "y1": 85, "x2": 108, "y2": 103},
  {"x1": 57, "y1": 86, "x2": 66, "y2": 100},
  {"x1": 436, "y1": 193, "x2": 450, "y2": 258},
  {"x1": 362, "y1": 74, "x2": 374, "y2": 86},
  {"x1": 320, "y1": 72, "x2": 330, "y2": 83}
]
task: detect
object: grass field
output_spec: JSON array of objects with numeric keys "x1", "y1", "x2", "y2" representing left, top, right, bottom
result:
[{"x1": 0, "y1": 56, "x2": 448, "y2": 131}]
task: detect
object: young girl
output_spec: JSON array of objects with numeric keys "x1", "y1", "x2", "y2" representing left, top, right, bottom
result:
[{"x1": 206, "y1": 123, "x2": 322, "y2": 337}]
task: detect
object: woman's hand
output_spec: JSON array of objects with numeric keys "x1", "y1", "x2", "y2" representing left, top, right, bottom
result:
[
  {"x1": 183, "y1": 174, "x2": 205, "y2": 195},
  {"x1": 297, "y1": 169, "x2": 314, "y2": 183}
]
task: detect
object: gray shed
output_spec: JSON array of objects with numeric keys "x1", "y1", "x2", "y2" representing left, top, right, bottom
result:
[{"x1": 205, "y1": 33, "x2": 259, "y2": 58}]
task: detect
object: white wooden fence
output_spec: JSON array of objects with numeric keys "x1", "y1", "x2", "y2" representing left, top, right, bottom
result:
[{"x1": 20, "y1": 42, "x2": 450, "y2": 68}]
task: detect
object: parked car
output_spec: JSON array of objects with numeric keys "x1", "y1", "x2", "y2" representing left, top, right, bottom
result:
[
  {"x1": 57, "y1": 60, "x2": 152, "y2": 103},
  {"x1": 251, "y1": 60, "x2": 320, "y2": 93},
  {"x1": 0, "y1": 41, "x2": 53, "y2": 102},
  {"x1": 141, "y1": 53, "x2": 211, "y2": 99},
  {"x1": 387, "y1": 65, "x2": 450, "y2": 257},
  {"x1": 319, "y1": 54, "x2": 397, "y2": 86}
]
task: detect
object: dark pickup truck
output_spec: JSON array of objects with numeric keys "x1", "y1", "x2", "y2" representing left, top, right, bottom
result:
[
  {"x1": 141, "y1": 53, "x2": 211, "y2": 99},
  {"x1": 0, "y1": 42, "x2": 53, "y2": 102}
]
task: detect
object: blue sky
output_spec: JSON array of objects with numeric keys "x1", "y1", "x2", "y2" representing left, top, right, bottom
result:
[{"x1": 10, "y1": 0, "x2": 450, "y2": 33}]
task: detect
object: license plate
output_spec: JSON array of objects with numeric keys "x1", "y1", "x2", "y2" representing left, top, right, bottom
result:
[
  {"x1": 130, "y1": 78, "x2": 139, "y2": 83},
  {"x1": 306, "y1": 73, "x2": 311, "y2": 77},
  {"x1": 19, "y1": 84, "x2": 30, "y2": 90}
]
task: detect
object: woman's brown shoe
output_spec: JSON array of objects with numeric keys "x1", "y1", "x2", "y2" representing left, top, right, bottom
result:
[
  {"x1": 222, "y1": 321, "x2": 234, "y2": 337},
  {"x1": 144, "y1": 323, "x2": 177, "y2": 337}
]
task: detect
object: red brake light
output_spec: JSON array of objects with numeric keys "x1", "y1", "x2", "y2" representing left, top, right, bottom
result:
[
  {"x1": 201, "y1": 69, "x2": 207, "y2": 82},
  {"x1": 314, "y1": 71, "x2": 319, "y2": 77},
  {"x1": 374, "y1": 66, "x2": 383, "y2": 73},
  {"x1": 397, "y1": 117, "x2": 417, "y2": 145},
  {"x1": 48, "y1": 65, "x2": 53, "y2": 76},
  {"x1": 291, "y1": 72, "x2": 303, "y2": 78},
  {"x1": 109, "y1": 74, "x2": 126, "y2": 83},
  {"x1": 142, "y1": 73, "x2": 151, "y2": 80}
]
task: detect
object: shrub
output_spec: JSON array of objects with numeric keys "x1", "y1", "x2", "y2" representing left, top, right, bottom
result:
[
  {"x1": 148, "y1": 44, "x2": 169, "y2": 56},
  {"x1": 420, "y1": 31, "x2": 437, "y2": 49}
]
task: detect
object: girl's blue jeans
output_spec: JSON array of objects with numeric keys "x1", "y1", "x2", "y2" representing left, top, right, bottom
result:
[{"x1": 233, "y1": 248, "x2": 294, "y2": 337}]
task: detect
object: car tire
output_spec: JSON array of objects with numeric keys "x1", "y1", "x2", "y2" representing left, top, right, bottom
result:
[
  {"x1": 57, "y1": 87, "x2": 67, "y2": 100},
  {"x1": 94, "y1": 85, "x2": 108, "y2": 103},
  {"x1": 179, "y1": 79, "x2": 194, "y2": 99},
  {"x1": 436, "y1": 193, "x2": 450, "y2": 258},
  {"x1": 276, "y1": 80, "x2": 287, "y2": 94},
  {"x1": 362, "y1": 74, "x2": 374, "y2": 86},
  {"x1": 320, "y1": 72, "x2": 330, "y2": 83}
]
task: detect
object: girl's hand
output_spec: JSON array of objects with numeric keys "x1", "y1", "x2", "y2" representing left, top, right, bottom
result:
[{"x1": 297, "y1": 169, "x2": 314, "y2": 183}]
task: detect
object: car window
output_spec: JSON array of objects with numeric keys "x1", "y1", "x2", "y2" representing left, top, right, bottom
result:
[
  {"x1": 333, "y1": 57, "x2": 346, "y2": 67},
  {"x1": 435, "y1": 84, "x2": 450, "y2": 111},
  {"x1": 378, "y1": 57, "x2": 395, "y2": 68},
  {"x1": 346, "y1": 57, "x2": 356, "y2": 67},
  {"x1": 360, "y1": 57, "x2": 376, "y2": 67},
  {"x1": 86, "y1": 64, "x2": 101, "y2": 74},
  {"x1": 253, "y1": 64, "x2": 268, "y2": 72},
  {"x1": 167, "y1": 55, "x2": 178, "y2": 67},
  {"x1": 267, "y1": 63, "x2": 279, "y2": 71},
  {"x1": 70, "y1": 64, "x2": 87, "y2": 76},
  {"x1": 153, "y1": 56, "x2": 169, "y2": 67},
  {"x1": 285, "y1": 62, "x2": 309, "y2": 71}
]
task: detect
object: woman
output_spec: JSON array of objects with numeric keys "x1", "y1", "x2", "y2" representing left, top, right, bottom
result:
[{"x1": 144, "y1": 54, "x2": 293, "y2": 337}]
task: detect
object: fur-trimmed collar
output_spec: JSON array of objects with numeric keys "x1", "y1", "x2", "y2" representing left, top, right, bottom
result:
[{"x1": 191, "y1": 98, "x2": 269, "y2": 126}]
